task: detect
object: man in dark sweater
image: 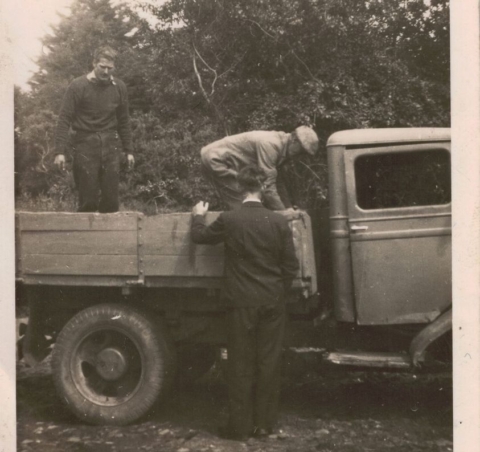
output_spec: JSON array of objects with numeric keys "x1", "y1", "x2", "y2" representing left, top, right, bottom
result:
[
  {"x1": 54, "y1": 46, "x2": 134, "y2": 213},
  {"x1": 191, "y1": 165, "x2": 299, "y2": 441}
]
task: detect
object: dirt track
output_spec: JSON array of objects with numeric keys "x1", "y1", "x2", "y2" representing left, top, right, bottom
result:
[{"x1": 17, "y1": 356, "x2": 452, "y2": 452}]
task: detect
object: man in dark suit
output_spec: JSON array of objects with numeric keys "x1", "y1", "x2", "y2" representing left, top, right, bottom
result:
[{"x1": 191, "y1": 165, "x2": 299, "y2": 441}]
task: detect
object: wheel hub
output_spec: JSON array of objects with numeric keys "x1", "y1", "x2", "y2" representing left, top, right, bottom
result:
[{"x1": 95, "y1": 347, "x2": 128, "y2": 381}]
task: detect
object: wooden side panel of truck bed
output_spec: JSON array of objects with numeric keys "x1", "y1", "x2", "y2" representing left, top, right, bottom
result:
[{"x1": 16, "y1": 211, "x2": 317, "y2": 295}]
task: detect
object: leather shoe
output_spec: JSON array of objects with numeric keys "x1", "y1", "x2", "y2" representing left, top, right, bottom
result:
[{"x1": 252, "y1": 427, "x2": 273, "y2": 438}]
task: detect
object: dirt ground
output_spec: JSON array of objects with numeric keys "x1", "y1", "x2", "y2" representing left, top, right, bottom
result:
[{"x1": 17, "y1": 355, "x2": 453, "y2": 452}]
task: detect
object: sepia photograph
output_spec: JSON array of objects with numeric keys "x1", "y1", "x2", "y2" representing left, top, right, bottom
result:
[{"x1": 1, "y1": 0, "x2": 479, "y2": 451}]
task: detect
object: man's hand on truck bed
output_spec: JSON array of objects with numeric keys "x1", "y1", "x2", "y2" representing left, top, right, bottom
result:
[{"x1": 193, "y1": 201, "x2": 209, "y2": 216}]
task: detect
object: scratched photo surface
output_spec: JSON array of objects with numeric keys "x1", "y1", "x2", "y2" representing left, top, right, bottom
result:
[{"x1": 5, "y1": 1, "x2": 478, "y2": 451}]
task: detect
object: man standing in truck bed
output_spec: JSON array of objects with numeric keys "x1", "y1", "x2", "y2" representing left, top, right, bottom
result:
[
  {"x1": 200, "y1": 126, "x2": 319, "y2": 210},
  {"x1": 54, "y1": 46, "x2": 134, "y2": 213},
  {"x1": 191, "y1": 165, "x2": 299, "y2": 440}
]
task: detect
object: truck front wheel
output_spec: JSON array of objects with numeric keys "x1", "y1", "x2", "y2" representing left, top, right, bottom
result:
[{"x1": 52, "y1": 303, "x2": 175, "y2": 425}]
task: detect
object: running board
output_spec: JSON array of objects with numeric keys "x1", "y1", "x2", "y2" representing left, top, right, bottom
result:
[{"x1": 323, "y1": 351, "x2": 412, "y2": 369}]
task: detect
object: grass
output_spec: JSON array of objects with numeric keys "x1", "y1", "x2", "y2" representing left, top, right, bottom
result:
[
  {"x1": 14, "y1": 192, "x2": 190, "y2": 215},
  {"x1": 15, "y1": 192, "x2": 77, "y2": 212}
]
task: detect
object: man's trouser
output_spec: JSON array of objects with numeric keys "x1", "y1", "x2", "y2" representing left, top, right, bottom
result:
[
  {"x1": 200, "y1": 163, "x2": 243, "y2": 210},
  {"x1": 72, "y1": 131, "x2": 121, "y2": 213},
  {"x1": 226, "y1": 304, "x2": 286, "y2": 437}
]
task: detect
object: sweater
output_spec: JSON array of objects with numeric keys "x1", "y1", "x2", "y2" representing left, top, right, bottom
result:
[{"x1": 54, "y1": 75, "x2": 133, "y2": 155}]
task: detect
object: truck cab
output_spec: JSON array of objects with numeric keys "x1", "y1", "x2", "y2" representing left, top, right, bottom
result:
[{"x1": 320, "y1": 128, "x2": 451, "y2": 368}]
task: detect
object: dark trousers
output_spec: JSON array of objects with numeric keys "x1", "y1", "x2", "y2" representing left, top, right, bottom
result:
[
  {"x1": 73, "y1": 131, "x2": 121, "y2": 213},
  {"x1": 226, "y1": 304, "x2": 286, "y2": 437}
]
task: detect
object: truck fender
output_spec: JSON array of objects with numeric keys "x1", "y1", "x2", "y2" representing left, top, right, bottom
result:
[{"x1": 409, "y1": 308, "x2": 452, "y2": 367}]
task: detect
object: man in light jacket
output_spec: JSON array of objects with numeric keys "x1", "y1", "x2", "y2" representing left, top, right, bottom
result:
[{"x1": 200, "y1": 126, "x2": 319, "y2": 210}]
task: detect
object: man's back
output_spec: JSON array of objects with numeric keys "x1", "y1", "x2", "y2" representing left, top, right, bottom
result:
[
  {"x1": 190, "y1": 164, "x2": 299, "y2": 439},
  {"x1": 192, "y1": 201, "x2": 298, "y2": 307}
]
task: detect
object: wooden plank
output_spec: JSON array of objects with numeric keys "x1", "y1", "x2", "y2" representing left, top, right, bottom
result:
[
  {"x1": 17, "y1": 211, "x2": 139, "y2": 231},
  {"x1": 290, "y1": 215, "x2": 317, "y2": 294},
  {"x1": 20, "y1": 275, "x2": 137, "y2": 287},
  {"x1": 145, "y1": 276, "x2": 224, "y2": 289},
  {"x1": 143, "y1": 212, "x2": 221, "y2": 232},
  {"x1": 144, "y1": 213, "x2": 191, "y2": 232},
  {"x1": 144, "y1": 212, "x2": 223, "y2": 256},
  {"x1": 22, "y1": 231, "x2": 137, "y2": 255},
  {"x1": 144, "y1": 230, "x2": 223, "y2": 256},
  {"x1": 144, "y1": 255, "x2": 224, "y2": 277},
  {"x1": 22, "y1": 254, "x2": 138, "y2": 276}
]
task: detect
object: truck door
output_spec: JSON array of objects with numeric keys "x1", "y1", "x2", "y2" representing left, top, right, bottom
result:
[{"x1": 344, "y1": 143, "x2": 451, "y2": 325}]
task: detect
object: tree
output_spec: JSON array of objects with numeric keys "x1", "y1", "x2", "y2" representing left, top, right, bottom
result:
[
  {"x1": 138, "y1": 0, "x2": 450, "y2": 208},
  {"x1": 15, "y1": 0, "x2": 450, "y2": 212},
  {"x1": 15, "y1": 0, "x2": 149, "y2": 206}
]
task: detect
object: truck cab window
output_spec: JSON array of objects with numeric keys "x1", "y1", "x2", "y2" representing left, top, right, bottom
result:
[{"x1": 354, "y1": 149, "x2": 451, "y2": 210}]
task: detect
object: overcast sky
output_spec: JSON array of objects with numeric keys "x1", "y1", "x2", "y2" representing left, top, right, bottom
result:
[
  {"x1": 6, "y1": 0, "x2": 162, "y2": 91},
  {"x1": 6, "y1": 0, "x2": 73, "y2": 90}
]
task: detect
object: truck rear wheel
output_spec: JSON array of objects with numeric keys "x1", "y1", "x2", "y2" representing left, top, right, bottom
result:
[{"x1": 52, "y1": 303, "x2": 175, "y2": 425}]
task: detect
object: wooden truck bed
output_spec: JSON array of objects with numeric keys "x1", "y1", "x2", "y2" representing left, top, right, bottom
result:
[{"x1": 15, "y1": 212, "x2": 317, "y2": 296}]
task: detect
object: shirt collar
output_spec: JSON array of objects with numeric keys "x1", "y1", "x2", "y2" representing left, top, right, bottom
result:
[
  {"x1": 87, "y1": 70, "x2": 116, "y2": 85},
  {"x1": 242, "y1": 196, "x2": 262, "y2": 204}
]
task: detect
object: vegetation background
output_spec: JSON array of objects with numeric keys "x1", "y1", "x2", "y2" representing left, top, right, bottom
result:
[{"x1": 14, "y1": 0, "x2": 450, "y2": 214}]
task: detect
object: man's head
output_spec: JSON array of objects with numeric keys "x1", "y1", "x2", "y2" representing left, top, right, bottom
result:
[
  {"x1": 92, "y1": 46, "x2": 117, "y2": 82},
  {"x1": 286, "y1": 126, "x2": 319, "y2": 159},
  {"x1": 237, "y1": 165, "x2": 267, "y2": 198}
]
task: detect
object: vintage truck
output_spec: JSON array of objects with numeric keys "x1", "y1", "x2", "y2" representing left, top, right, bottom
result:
[{"x1": 15, "y1": 127, "x2": 452, "y2": 425}]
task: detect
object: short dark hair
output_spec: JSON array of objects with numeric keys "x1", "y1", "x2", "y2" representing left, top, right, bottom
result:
[
  {"x1": 93, "y1": 46, "x2": 117, "y2": 63},
  {"x1": 237, "y1": 165, "x2": 267, "y2": 193}
]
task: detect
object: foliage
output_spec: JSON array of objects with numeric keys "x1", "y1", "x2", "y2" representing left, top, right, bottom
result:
[{"x1": 15, "y1": 0, "x2": 450, "y2": 213}]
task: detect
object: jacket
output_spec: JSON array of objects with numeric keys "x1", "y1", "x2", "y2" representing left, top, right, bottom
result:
[
  {"x1": 191, "y1": 202, "x2": 299, "y2": 307},
  {"x1": 200, "y1": 131, "x2": 292, "y2": 210}
]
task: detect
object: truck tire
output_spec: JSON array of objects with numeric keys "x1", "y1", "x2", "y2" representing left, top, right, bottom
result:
[{"x1": 52, "y1": 303, "x2": 175, "y2": 425}]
